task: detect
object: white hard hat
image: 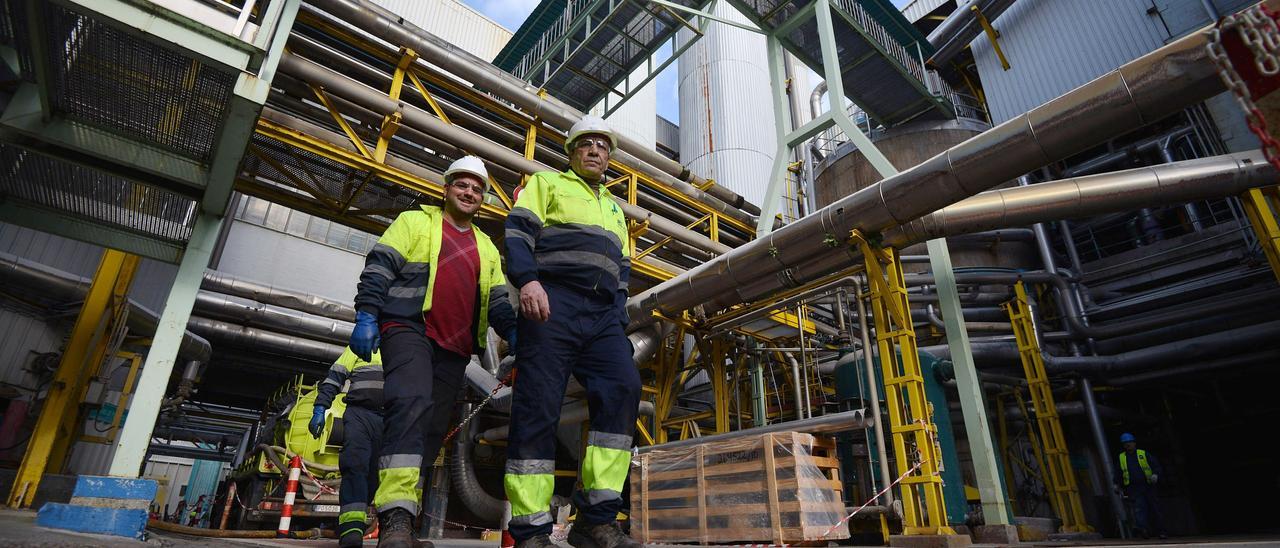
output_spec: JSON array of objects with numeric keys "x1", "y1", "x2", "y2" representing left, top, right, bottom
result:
[
  {"x1": 443, "y1": 155, "x2": 490, "y2": 191},
  {"x1": 564, "y1": 114, "x2": 616, "y2": 154}
]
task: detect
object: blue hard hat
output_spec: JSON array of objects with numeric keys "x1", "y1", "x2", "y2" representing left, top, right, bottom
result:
[{"x1": 1119, "y1": 432, "x2": 1136, "y2": 443}]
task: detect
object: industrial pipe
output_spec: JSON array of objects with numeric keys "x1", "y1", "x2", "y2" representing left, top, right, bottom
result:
[
  {"x1": 185, "y1": 316, "x2": 343, "y2": 363},
  {"x1": 202, "y1": 270, "x2": 355, "y2": 322},
  {"x1": 300, "y1": 0, "x2": 761, "y2": 218},
  {"x1": 193, "y1": 291, "x2": 353, "y2": 345},
  {"x1": 927, "y1": 0, "x2": 1018, "y2": 68},
  {"x1": 1107, "y1": 349, "x2": 1280, "y2": 386},
  {"x1": 1043, "y1": 320, "x2": 1280, "y2": 375},
  {"x1": 278, "y1": 53, "x2": 733, "y2": 257},
  {"x1": 628, "y1": 25, "x2": 1236, "y2": 323},
  {"x1": 450, "y1": 403, "x2": 504, "y2": 524},
  {"x1": 479, "y1": 400, "x2": 654, "y2": 443},
  {"x1": 636, "y1": 408, "x2": 871, "y2": 453},
  {"x1": 0, "y1": 251, "x2": 212, "y2": 361}
]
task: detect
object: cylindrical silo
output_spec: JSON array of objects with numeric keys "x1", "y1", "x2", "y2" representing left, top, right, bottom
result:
[{"x1": 677, "y1": 3, "x2": 775, "y2": 208}]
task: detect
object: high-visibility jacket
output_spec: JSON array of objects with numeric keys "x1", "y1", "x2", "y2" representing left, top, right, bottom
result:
[
  {"x1": 355, "y1": 205, "x2": 516, "y2": 348},
  {"x1": 315, "y1": 347, "x2": 383, "y2": 409},
  {"x1": 1119, "y1": 449, "x2": 1155, "y2": 486},
  {"x1": 504, "y1": 169, "x2": 631, "y2": 311}
]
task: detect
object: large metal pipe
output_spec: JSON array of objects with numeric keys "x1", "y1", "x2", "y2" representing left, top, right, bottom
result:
[
  {"x1": 450, "y1": 403, "x2": 503, "y2": 523},
  {"x1": 1107, "y1": 349, "x2": 1280, "y2": 386},
  {"x1": 636, "y1": 408, "x2": 871, "y2": 453},
  {"x1": 479, "y1": 400, "x2": 654, "y2": 443},
  {"x1": 193, "y1": 291, "x2": 353, "y2": 345},
  {"x1": 202, "y1": 270, "x2": 355, "y2": 322},
  {"x1": 300, "y1": 0, "x2": 761, "y2": 218},
  {"x1": 278, "y1": 52, "x2": 733, "y2": 257},
  {"x1": 927, "y1": 0, "x2": 1019, "y2": 68},
  {"x1": 186, "y1": 316, "x2": 343, "y2": 363},
  {"x1": 628, "y1": 22, "x2": 1233, "y2": 322},
  {"x1": 0, "y1": 251, "x2": 212, "y2": 361}
]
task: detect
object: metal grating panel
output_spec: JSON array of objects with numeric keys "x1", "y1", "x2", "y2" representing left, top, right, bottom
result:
[
  {"x1": 0, "y1": 0, "x2": 35, "y2": 80},
  {"x1": 242, "y1": 132, "x2": 422, "y2": 221},
  {"x1": 0, "y1": 143, "x2": 196, "y2": 242},
  {"x1": 42, "y1": 1, "x2": 237, "y2": 164}
]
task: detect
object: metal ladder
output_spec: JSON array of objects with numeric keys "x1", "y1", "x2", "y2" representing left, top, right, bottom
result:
[
  {"x1": 1241, "y1": 186, "x2": 1280, "y2": 283},
  {"x1": 1002, "y1": 282, "x2": 1092, "y2": 533}
]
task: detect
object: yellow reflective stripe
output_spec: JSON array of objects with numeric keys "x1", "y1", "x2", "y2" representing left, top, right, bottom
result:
[
  {"x1": 374, "y1": 467, "x2": 421, "y2": 513},
  {"x1": 339, "y1": 510, "x2": 369, "y2": 524},
  {"x1": 581, "y1": 445, "x2": 630, "y2": 492},
  {"x1": 504, "y1": 472, "x2": 555, "y2": 518}
]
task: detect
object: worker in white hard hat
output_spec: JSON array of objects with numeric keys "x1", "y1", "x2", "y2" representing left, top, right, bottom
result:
[
  {"x1": 503, "y1": 115, "x2": 640, "y2": 548},
  {"x1": 351, "y1": 155, "x2": 517, "y2": 548}
]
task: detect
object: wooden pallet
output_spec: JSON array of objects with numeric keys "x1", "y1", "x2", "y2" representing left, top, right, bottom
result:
[{"x1": 631, "y1": 431, "x2": 850, "y2": 544}]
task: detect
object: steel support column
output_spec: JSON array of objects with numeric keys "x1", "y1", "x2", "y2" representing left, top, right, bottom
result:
[
  {"x1": 108, "y1": 213, "x2": 224, "y2": 477},
  {"x1": 7, "y1": 250, "x2": 139, "y2": 507}
]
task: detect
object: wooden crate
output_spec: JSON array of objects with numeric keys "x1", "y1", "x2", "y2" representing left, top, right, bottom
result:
[{"x1": 631, "y1": 431, "x2": 849, "y2": 544}]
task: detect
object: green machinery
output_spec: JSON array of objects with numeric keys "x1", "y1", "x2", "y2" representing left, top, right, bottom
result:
[{"x1": 226, "y1": 378, "x2": 348, "y2": 529}]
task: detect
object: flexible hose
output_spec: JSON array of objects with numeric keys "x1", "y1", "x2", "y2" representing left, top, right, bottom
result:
[{"x1": 146, "y1": 519, "x2": 333, "y2": 538}]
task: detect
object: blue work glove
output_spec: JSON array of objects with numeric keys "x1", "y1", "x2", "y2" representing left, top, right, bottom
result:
[
  {"x1": 308, "y1": 405, "x2": 327, "y2": 438},
  {"x1": 350, "y1": 310, "x2": 380, "y2": 362},
  {"x1": 505, "y1": 330, "x2": 517, "y2": 357}
]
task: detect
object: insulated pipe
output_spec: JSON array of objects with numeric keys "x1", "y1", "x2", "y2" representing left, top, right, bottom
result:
[
  {"x1": 927, "y1": 0, "x2": 1019, "y2": 68},
  {"x1": 450, "y1": 403, "x2": 503, "y2": 524},
  {"x1": 186, "y1": 316, "x2": 344, "y2": 363},
  {"x1": 0, "y1": 251, "x2": 213, "y2": 361},
  {"x1": 883, "y1": 151, "x2": 1273, "y2": 249},
  {"x1": 299, "y1": 0, "x2": 761, "y2": 218},
  {"x1": 193, "y1": 292, "x2": 353, "y2": 345},
  {"x1": 628, "y1": 24, "x2": 1235, "y2": 322},
  {"x1": 278, "y1": 53, "x2": 733, "y2": 257},
  {"x1": 202, "y1": 270, "x2": 355, "y2": 322},
  {"x1": 786, "y1": 354, "x2": 806, "y2": 420},
  {"x1": 283, "y1": 37, "x2": 758, "y2": 244},
  {"x1": 809, "y1": 81, "x2": 828, "y2": 162},
  {"x1": 635, "y1": 408, "x2": 871, "y2": 453}
]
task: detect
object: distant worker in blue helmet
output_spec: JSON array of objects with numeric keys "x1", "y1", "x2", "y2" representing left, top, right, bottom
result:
[{"x1": 1114, "y1": 432, "x2": 1167, "y2": 538}]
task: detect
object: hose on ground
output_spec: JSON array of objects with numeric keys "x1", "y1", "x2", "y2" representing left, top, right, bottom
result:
[{"x1": 146, "y1": 519, "x2": 334, "y2": 538}]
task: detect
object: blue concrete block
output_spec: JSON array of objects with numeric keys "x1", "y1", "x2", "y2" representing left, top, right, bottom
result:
[
  {"x1": 36, "y1": 502, "x2": 148, "y2": 540},
  {"x1": 71, "y1": 476, "x2": 157, "y2": 501}
]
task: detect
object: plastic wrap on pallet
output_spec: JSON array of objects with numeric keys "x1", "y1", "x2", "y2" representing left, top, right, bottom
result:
[{"x1": 630, "y1": 431, "x2": 849, "y2": 544}]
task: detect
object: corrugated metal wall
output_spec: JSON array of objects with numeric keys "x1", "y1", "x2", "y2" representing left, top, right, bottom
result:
[
  {"x1": 144, "y1": 456, "x2": 196, "y2": 515},
  {"x1": 971, "y1": 0, "x2": 1169, "y2": 124},
  {"x1": 677, "y1": 2, "x2": 776, "y2": 207},
  {"x1": 0, "y1": 222, "x2": 178, "y2": 400},
  {"x1": 370, "y1": 0, "x2": 513, "y2": 61}
]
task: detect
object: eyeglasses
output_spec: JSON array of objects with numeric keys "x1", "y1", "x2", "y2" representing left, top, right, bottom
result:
[
  {"x1": 448, "y1": 179, "x2": 485, "y2": 194},
  {"x1": 574, "y1": 137, "x2": 612, "y2": 152}
]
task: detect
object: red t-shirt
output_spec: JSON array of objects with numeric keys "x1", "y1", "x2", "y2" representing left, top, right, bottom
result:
[{"x1": 424, "y1": 219, "x2": 480, "y2": 356}]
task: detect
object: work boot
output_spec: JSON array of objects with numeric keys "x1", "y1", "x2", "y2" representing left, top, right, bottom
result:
[
  {"x1": 567, "y1": 521, "x2": 641, "y2": 548},
  {"x1": 337, "y1": 521, "x2": 366, "y2": 548},
  {"x1": 376, "y1": 508, "x2": 427, "y2": 548},
  {"x1": 515, "y1": 534, "x2": 557, "y2": 548}
]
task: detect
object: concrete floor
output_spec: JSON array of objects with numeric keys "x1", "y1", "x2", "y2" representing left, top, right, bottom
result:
[{"x1": 3, "y1": 508, "x2": 1279, "y2": 548}]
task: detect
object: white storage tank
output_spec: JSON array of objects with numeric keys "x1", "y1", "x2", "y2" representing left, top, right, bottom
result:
[{"x1": 677, "y1": 2, "x2": 775, "y2": 208}]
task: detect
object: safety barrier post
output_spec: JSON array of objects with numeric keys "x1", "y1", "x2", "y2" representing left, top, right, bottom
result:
[{"x1": 277, "y1": 455, "x2": 302, "y2": 537}]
